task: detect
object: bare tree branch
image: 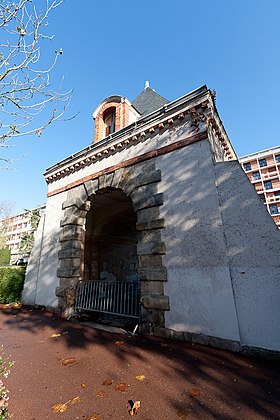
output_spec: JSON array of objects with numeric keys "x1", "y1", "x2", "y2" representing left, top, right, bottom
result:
[{"x1": 0, "y1": 0, "x2": 72, "y2": 163}]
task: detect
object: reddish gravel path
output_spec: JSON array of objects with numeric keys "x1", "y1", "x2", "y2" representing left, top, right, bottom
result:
[{"x1": 1, "y1": 305, "x2": 279, "y2": 420}]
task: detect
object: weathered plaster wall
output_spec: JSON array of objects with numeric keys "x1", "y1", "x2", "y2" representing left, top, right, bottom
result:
[
  {"x1": 22, "y1": 193, "x2": 66, "y2": 308},
  {"x1": 214, "y1": 161, "x2": 280, "y2": 351},
  {"x1": 157, "y1": 140, "x2": 241, "y2": 344}
]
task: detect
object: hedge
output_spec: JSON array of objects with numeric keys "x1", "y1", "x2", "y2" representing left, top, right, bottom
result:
[
  {"x1": 0, "y1": 247, "x2": 10, "y2": 265},
  {"x1": 0, "y1": 267, "x2": 25, "y2": 304}
]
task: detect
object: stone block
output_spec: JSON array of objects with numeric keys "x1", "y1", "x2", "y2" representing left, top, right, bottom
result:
[
  {"x1": 110, "y1": 168, "x2": 124, "y2": 189},
  {"x1": 59, "y1": 225, "x2": 85, "y2": 242},
  {"x1": 137, "y1": 207, "x2": 160, "y2": 223},
  {"x1": 55, "y1": 286, "x2": 67, "y2": 297},
  {"x1": 60, "y1": 215, "x2": 85, "y2": 227},
  {"x1": 140, "y1": 281, "x2": 164, "y2": 294},
  {"x1": 84, "y1": 179, "x2": 99, "y2": 197},
  {"x1": 58, "y1": 248, "x2": 83, "y2": 259},
  {"x1": 136, "y1": 218, "x2": 165, "y2": 231},
  {"x1": 63, "y1": 207, "x2": 88, "y2": 219},
  {"x1": 137, "y1": 241, "x2": 166, "y2": 255},
  {"x1": 62, "y1": 187, "x2": 90, "y2": 210},
  {"x1": 138, "y1": 267, "x2": 167, "y2": 281},
  {"x1": 139, "y1": 255, "x2": 162, "y2": 268},
  {"x1": 62, "y1": 200, "x2": 91, "y2": 211},
  {"x1": 135, "y1": 169, "x2": 161, "y2": 188},
  {"x1": 132, "y1": 193, "x2": 164, "y2": 212},
  {"x1": 57, "y1": 267, "x2": 81, "y2": 278},
  {"x1": 59, "y1": 258, "x2": 81, "y2": 268},
  {"x1": 138, "y1": 230, "x2": 162, "y2": 243},
  {"x1": 141, "y1": 294, "x2": 170, "y2": 310}
]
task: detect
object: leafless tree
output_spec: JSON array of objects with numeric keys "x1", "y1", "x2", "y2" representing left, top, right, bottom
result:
[
  {"x1": 0, "y1": 200, "x2": 14, "y2": 247},
  {"x1": 0, "y1": 0, "x2": 71, "y2": 165}
]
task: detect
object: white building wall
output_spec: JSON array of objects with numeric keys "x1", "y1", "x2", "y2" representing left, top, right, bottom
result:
[
  {"x1": 157, "y1": 140, "x2": 241, "y2": 343},
  {"x1": 214, "y1": 161, "x2": 280, "y2": 351},
  {"x1": 22, "y1": 193, "x2": 66, "y2": 308}
]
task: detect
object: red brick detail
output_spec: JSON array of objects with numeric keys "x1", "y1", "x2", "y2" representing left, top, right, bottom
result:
[
  {"x1": 48, "y1": 131, "x2": 208, "y2": 198},
  {"x1": 94, "y1": 100, "x2": 130, "y2": 143}
]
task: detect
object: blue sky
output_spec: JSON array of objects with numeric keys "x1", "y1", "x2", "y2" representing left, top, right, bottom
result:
[{"x1": 1, "y1": 0, "x2": 280, "y2": 215}]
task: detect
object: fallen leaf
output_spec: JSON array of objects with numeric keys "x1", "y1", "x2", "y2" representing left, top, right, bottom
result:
[
  {"x1": 135, "y1": 375, "x2": 145, "y2": 382},
  {"x1": 81, "y1": 383, "x2": 87, "y2": 388},
  {"x1": 177, "y1": 410, "x2": 189, "y2": 418},
  {"x1": 62, "y1": 357, "x2": 76, "y2": 366},
  {"x1": 102, "y1": 379, "x2": 113, "y2": 386},
  {"x1": 95, "y1": 390, "x2": 106, "y2": 398},
  {"x1": 114, "y1": 383, "x2": 129, "y2": 392},
  {"x1": 190, "y1": 388, "x2": 201, "y2": 397},
  {"x1": 51, "y1": 333, "x2": 61, "y2": 338},
  {"x1": 88, "y1": 414, "x2": 101, "y2": 420},
  {"x1": 70, "y1": 396, "x2": 81, "y2": 404},
  {"x1": 128, "y1": 400, "x2": 141, "y2": 416},
  {"x1": 52, "y1": 403, "x2": 67, "y2": 413},
  {"x1": 114, "y1": 341, "x2": 125, "y2": 346}
]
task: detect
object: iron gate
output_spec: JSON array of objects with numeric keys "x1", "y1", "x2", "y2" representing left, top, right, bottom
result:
[{"x1": 75, "y1": 280, "x2": 140, "y2": 320}]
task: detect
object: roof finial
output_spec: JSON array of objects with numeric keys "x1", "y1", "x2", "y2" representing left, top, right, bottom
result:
[{"x1": 145, "y1": 80, "x2": 150, "y2": 89}]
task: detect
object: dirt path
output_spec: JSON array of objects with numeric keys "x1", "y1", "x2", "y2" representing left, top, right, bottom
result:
[{"x1": 1, "y1": 305, "x2": 279, "y2": 419}]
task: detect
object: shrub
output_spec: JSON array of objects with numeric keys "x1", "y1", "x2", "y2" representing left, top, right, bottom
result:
[
  {"x1": 0, "y1": 247, "x2": 10, "y2": 266},
  {"x1": 0, "y1": 267, "x2": 25, "y2": 304},
  {"x1": 0, "y1": 345, "x2": 14, "y2": 418}
]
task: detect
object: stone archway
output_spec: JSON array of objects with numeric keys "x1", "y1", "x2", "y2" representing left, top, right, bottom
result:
[
  {"x1": 84, "y1": 188, "x2": 138, "y2": 283},
  {"x1": 56, "y1": 158, "x2": 169, "y2": 333}
]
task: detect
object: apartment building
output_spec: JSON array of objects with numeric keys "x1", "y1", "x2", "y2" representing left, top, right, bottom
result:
[
  {"x1": 0, "y1": 205, "x2": 45, "y2": 263},
  {"x1": 239, "y1": 145, "x2": 280, "y2": 229}
]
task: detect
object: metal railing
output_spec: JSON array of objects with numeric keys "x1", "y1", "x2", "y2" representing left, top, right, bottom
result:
[{"x1": 75, "y1": 280, "x2": 140, "y2": 320}]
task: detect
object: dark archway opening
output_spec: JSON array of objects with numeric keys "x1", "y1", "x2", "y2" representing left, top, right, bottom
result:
[{"x1": 81, "y1": 188, "x2": 139, "y2": 327}]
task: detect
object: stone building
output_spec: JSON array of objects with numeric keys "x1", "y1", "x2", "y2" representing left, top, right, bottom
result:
[
  {"x1": 239, "y1": 145, "x2": 280, "y2": 229},
  {"x1": 0, "y1": 205, "x2": 45, "y2": 264},
  {"x1": 22, "y1": 84, "x2": 280, "y2": 354}
]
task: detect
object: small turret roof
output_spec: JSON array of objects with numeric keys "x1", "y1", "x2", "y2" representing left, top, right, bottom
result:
[{"x1": 132, "y1": 86, "x2": 169, "y2": 116}]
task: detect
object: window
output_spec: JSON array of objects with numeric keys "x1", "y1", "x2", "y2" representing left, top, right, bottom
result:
[
  {"x1": 252, "y1": 171, "x2": 261, "y2": 180},
  {"x1": 259, "y1": 158, "x2": 267, "y2": 167},
  {"x1": 103, "y1": 108, "x2": 115, "y2": 136},
  {"x1": 244, "y1": 163, "x2": 251, "y2": 171},
  {"x1": 264, "y1": 180, "x2": 272, "y2": 190},
  {"x1": 269, "y1": 205, "x2": 279, "y2": 215},
  {"x1": 276, "y1": 155, "x2": 280, "y2": 163},
  {"x1": 275, "y1": 191, "x2": 280, "y2": 201}
]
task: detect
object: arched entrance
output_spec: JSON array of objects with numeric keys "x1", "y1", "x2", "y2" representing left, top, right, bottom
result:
[{"x1": 76, "y1": 188, "x2": 140, "y2": 326}]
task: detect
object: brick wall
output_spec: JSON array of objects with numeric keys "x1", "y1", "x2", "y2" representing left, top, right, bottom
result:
[{"x1": 94, "y1": 99, "x2": 130, "y2": 143}]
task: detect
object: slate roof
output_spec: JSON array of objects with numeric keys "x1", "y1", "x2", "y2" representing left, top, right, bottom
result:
[{"x1": 132, "y1": 87, "x2": 169, "y2": 116}]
